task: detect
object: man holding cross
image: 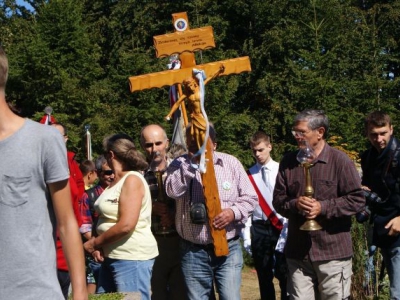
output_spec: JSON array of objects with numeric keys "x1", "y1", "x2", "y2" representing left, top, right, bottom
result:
[{"x1": 165, "y1": 124, "x2": 257, "y2": 300}]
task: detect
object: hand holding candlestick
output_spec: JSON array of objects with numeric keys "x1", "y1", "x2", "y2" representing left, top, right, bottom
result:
[
  {"x1": 296, "y1": 140, "x2": 322, "y2": 231},
  {"x1": 151, "y1": 151, "x2": 175, "y2": 234}
]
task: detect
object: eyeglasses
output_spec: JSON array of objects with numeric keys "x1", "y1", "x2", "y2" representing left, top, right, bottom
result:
[
  {"x1": 291, "y1": 129, "x2": 313, "y2": 137},
  {"x1": 102, "y1": 170, "x2": 114, "y2": 176},
  {"x1": 144, "y1": 141, "x2": 164, "y2": 148}
]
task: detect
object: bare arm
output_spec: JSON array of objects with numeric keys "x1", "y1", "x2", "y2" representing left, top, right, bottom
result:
[
  {"x1": 49, "y1": 180, "x2": 87, "y2": 300},
  {"x1": 204, "y1": 64, "x2": 225, "y2": 85},
  {"x1": 165, "y1": 94, "x2": 187, "y2": 120},
  {"x1": 85, "y1": 175, "x2": 143, "y2": 252}
]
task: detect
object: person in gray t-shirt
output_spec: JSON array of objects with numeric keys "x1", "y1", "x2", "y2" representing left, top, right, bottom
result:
[{"x1": 0, "y1": 46, "x2": 87, "y2": 299}]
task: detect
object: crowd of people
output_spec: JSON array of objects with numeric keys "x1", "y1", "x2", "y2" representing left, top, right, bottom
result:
[{"x1": 1, "y1": 45, "x2": 400, "y2": 300}]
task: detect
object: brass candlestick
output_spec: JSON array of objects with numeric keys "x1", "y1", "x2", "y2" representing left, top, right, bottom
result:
[
  {"x1": 299, "y1": 162, "x2": 322, "y2": 231},
  {"x1": 297, "y1": 140, "x2": 322, "y2": 231},
  {"x1": 154, "y1": 170, "x2": 175, "y2": 235},
  {"x1": 150, "y1": 151, "x2": 175, "y2": 235}
]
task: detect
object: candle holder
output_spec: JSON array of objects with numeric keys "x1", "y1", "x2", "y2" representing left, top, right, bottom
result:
[
  {"x1": 151, "y1": 152, "x2": 175, "y2": 235},
  {"x1": 296, "y1": 140, "x2": 322, "y2": 231}
]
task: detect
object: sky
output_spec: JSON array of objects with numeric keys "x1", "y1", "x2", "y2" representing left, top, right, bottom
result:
[{"x1": 16, "y1": 0, "x2": 33, "y2": 11}]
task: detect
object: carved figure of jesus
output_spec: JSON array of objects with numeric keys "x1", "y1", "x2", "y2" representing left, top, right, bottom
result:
[{"x1": 165, "y1": 65, "x2": 224, "y2": 150}]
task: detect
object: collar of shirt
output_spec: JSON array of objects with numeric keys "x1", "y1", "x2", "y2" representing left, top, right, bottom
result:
[
  {"x1": 183, "y1": 152, "x2": 225, "y2": 168},
  {"x1": 256, "y1": 159, "x2": 276, "y2": 171},
  {"x1": 313, "y1": 142, "x2": 329, "y2": 165}
]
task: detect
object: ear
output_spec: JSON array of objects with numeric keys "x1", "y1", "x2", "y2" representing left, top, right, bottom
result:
[
  {"x1": 165, "y1": 139, "x2": 170, "y2": 149},
  {"x1": 317, "y1": 127, "x2": 325, "y2": 140}
]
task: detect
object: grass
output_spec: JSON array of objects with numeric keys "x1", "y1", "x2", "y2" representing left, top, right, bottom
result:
[{"x1": 351, "y1": 219, "x2": 390, "y2": 299}]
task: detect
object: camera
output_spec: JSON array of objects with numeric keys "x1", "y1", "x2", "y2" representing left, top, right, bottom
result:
[
  {"x1": 355, "y1": 190, "x2": 383, "y2": 223},
  {"x1": 364, "y1": 189, "x2": 382, "y2": 205},
  {"x1": 190, "y1": 203, "x2": 207, "y2": 224}
]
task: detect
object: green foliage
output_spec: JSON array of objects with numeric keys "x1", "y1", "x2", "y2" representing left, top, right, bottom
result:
[
  {"x1": 2, "y1": 0, "x2": 399, "y2": 162},
  {"x1": 351, "y1": 219, "x2": 390, "y2": 299},
  {"x1": 69, "y1": 293, "x2": 125, "y2": 300}
]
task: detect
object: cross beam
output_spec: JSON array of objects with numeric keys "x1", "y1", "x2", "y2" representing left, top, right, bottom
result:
[{"x1": 129, "y1": 57, "x2": 251, "y2": 92}]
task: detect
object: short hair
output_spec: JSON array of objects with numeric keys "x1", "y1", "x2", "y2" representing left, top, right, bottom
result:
[
  {"x1": 103, "y1": 133, "x2": 148, "y2": 171},
  {"x1": 0, "y1": 46, "x2": 9, "y2": 91},
  {"x1": 185, "y1": 122, "x2": 217, "y2": 144},
  {"x1": 79, "y1": 160, "x2": 96, "y2": 176},
  {"x1": 139, "y1": 124, "x2": 168, "y2": 147},
  {"x1": 294, "y1": 109, "x2": 329, "y2": 139},
  {"x1": 94, "y1": 155, "x2": 108, "y2": 171},
  {"x1": 364, "y1": 111, "x2": 392, "y2": 133},
  {"x1": 249, "y1": 131, "x2": 271, "y2": 148},
  {"x1": 167, "y1": 144, "x2": 187, "y2": 159}
]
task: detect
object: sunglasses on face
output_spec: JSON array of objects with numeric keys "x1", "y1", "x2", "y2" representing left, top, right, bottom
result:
[
  {"x1": 144, "y1": 141, "x2": 164, "y2": 148},
  {"x1": 102, "y1": 170, "x2": 114, "y2": 176}
]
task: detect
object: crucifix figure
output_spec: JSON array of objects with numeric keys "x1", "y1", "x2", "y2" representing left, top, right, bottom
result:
[
  {"x1": 128, "y1": 12, "x2": 251, "y2": 257},
  {"x1": 166, "y1": 65, "x2": 224, "y2": 151}
]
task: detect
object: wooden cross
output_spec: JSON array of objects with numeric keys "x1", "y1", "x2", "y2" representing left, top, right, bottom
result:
[{"x1": 128, "y1": 12, "x2": 251, "y2": 257}]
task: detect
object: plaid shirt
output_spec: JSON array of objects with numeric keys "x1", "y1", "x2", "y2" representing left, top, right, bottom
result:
[
  {"x1": 165, "y1": 152, "x2": 258, "y2": 245},
  {"x1": 79, "y1": 185, "x2": 104, "y2": 234},
  {"x1": 273, "y1": 143, "x2": 365, "y2": 261}
]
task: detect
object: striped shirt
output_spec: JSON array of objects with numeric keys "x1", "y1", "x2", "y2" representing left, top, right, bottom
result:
[
  {"x1": 165, "y1": 152, "x2": 258, "y2": 245},
  {"x1": 273, "y1": 143, "x2": 365, "y2": 261}
]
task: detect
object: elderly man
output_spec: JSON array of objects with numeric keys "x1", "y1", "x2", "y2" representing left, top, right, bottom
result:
[
  {"x1": 140, "y1": 124, "x2": 187, "y2": 300},
  {"x1": 273, "y1": 109, "x2": 365, "y2": 300},
  {"x1": 165, "y1": 124, "x2": 258, "y2": 300}
]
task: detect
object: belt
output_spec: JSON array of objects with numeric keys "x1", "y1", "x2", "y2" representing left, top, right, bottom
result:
[{"x1": 252, "y1": 219, "x2": 271, "y2": 226}]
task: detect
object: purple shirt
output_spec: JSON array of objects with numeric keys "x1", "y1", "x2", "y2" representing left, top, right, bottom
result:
[
  {"x1": 273, "y1": 143, "x2": 365, "y2": 261},
  {"x1": 165, "y1": 152, "x2": 258, "y2": 245}
]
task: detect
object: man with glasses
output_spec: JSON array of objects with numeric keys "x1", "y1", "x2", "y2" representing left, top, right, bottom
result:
[
  {"x1": 140, "y1": 124, "x2": 187, "y2": 300},
  {"x1": 79, "y1": 155, "x2": 114, "y2": 294},
  {"x1": 273, "y1": 109, "x2": 365, "y2": 300}
]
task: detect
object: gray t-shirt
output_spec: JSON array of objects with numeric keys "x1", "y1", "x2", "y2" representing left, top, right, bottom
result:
[{"x1": 0, "y1": 119, "x2": 69, "y2": 299}]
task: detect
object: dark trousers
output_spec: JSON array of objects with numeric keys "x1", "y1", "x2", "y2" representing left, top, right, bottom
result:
[
  {"x1": 151, "y1": 234, "x2": 187, "y2": 300},
  {"x1": 57, "y1": 270, "x2": 70, "y2": 300},
  {"x1": 251, "y1": 220, "x2": 288, "y2": 300}
]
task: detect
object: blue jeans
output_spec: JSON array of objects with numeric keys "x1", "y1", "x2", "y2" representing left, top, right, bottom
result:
[
  {"x1": 97, "y1": 257, "x2": 154, "y2": 300},
  {"x1": 87, "y1": 258, "x2": 101, "y2": 284},
  {"x1": 180, "y1": 237, "x2": 243, "y2": 300},
  {"x1": 363, "y1": 245, "x2": 376, "y2": 294},
  {"x1": 380, "y1": 246, "x2": 400, "y2": 300}
]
